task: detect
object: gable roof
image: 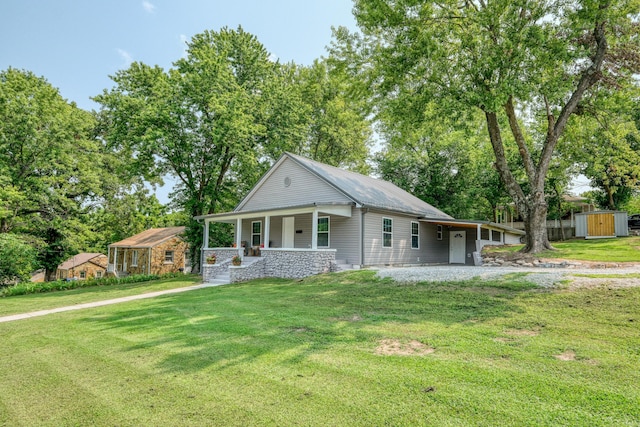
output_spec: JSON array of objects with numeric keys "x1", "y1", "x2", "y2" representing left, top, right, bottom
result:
[
  {"x1": 58, "y1": 253, "x2": 106, "y2": 270},
  {"x1": 108, "y1": 227, "x2": 186, "y2": 249},
  {"x1": 236, "y1": 152, "x2": 452, "y2": 219}
]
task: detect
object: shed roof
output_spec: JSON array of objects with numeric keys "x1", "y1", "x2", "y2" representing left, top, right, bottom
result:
[
  {"x1": 58, "y1": 253, "x2": 106, "y2": 270},
  {"x1": 237, "y1": 152, "x2": 452, "y2": 219},
  {"x1": 108, "y1": 227, "x2": 186, "y2": 249}
]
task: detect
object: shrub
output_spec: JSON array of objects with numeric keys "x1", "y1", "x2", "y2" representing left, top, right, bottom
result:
[{"x1": 0, "y1": 273, "x2": 183, "y2": 298}]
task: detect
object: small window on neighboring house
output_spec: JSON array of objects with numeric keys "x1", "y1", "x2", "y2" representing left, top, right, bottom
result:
[
  {"x1": 382, "y1": 217, "x2": 393, "y2": 248},
  {"x1": 437, "y1": 225, "x2": 443, "y2": 240},
  {"x1": 252, "y1": 221, "x2": 262, "y2": 246},
  {"x1": 165, "y1": 250, "x2": 174, "y2": 263},
  {"x1": 96, "y1": 271, "x2": 102, "y2": 278},
  {"x1": 131, "y1": 250, "x2": 138, "y2": 267},
  {"x1": 317, "y1": 217, "x2": 330, "y2": 247},
  {"x1": 411, "y1": 221, "x2": 419, "y2": 249},
  {"x1": 80, "y1": 271, "x2": 86, "y2": 279}
]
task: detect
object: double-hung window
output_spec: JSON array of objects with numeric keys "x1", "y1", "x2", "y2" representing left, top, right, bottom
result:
[
  {"x1": 252, "y1": 221, "x2": 262, "y2": 246},
  {"x1": 131, "y1": 250, "x2": 138, "y2": 267},
  {"x1": 382, "y1": 217, "x2": 393, "y2": 248},
  {"x1": 165, "y1": 250, "x2": 174, "y2": 263},
  {"x1": 317, "y1": 217, "x2": 330, "y2": 247},
  {"x1": 411, "y1": 221, "x2": 419, "y2": 249}
]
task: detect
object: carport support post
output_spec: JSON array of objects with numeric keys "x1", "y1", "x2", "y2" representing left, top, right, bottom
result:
[{"x1": 477, "y1": 224, "x2": 481, "y2": 241}]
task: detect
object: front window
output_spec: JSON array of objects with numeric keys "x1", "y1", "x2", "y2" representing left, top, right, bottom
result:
[
  {"x1": 96, "y1": 271, "x2": 102, "y2": 278},
  {"x1": 131, "y1": 250, "x2": 138, "y2": 267},
  {"x1": 383, "y1": 217, "x2": 392, "y2": 248},
  {"x1": 252, "y1": 221, "x2": 262, "y2": 246},
  {"x1": 411, "y1": 221, "x2": 419, "y2": 249},
  {"x1": 80, "y1": 271, "x2": 86, "y2": 279},
  {"x1": 165, "y1": 250, "x2": 174, "y2": 263},
  {"x1": 437, "y1": 225, "x2": 443, "y2": 240},
  {"x1": 317, "y1": 217, "x2": 330, "y2": 247}
]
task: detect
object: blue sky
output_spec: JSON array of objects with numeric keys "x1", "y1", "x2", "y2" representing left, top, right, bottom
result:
[{"x1": 0, "y1": 0, "x2": 358, "y2": 111}]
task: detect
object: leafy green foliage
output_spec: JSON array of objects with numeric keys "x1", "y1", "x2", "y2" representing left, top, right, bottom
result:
[
  {"x1": 0, "y1": 234, "x2": 37, "y2": 285},
  {"x1": 350, "y1": 0, "x2": 640, "y2": 252},
  {"x1": 0, "y1": 68, "x2": 105, "y2": 278}
]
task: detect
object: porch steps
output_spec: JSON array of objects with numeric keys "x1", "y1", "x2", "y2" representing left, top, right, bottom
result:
[{"x1": 206, "y1": 271, "x2": 230, "y2": 286}]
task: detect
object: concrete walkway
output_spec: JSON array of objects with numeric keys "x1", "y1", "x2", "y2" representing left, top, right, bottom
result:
[{"x1": 0, "y1": 282, "x2": 224, "y2": 324}]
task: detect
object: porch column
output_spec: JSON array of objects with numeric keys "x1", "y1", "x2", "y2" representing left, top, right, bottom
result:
[
  {"x1": 264, "y1": 216, "x2": 270, "y2": 248},
  {"x1": 477, "y1": 224, "x2": 481, "y2": 241},
  {"x1": 236, "y1": 218, "x2": 242, "y2": 257},
  {"x1": 204, "y1": 220, "x2": 210, "y2": 249},
  {"x1": 311, "y1": 209, "x2": 318, "y2": 249},
  {"x1": 113, "y1": 247, "x2": 118, "y2": 272}
]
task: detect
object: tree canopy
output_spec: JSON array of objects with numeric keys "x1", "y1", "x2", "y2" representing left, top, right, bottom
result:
[{"x1": 351, "y1": 0, "x2": 640, "y2": 252}]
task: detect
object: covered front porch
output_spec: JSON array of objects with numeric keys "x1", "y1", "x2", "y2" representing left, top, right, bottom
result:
[{"x1": 200, "y1": 204, "x2": 354, "y2": 282}]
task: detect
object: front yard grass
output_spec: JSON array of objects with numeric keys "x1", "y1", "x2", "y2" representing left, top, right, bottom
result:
[
  {"x1": 0, "y1": 275, "x2": 202, "y2": 317},
  {"x1": 0, "y1": 270, "x2": 638, "y2": 426},
  {"x1": 485, "y1": 235, "x2": 640, "y2": 262}
]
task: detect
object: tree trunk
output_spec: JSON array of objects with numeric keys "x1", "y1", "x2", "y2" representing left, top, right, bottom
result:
[{"x1": 521, "y1": 193, "x2": 553, "y2": 253}]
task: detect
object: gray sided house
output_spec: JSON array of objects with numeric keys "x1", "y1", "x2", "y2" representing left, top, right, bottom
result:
[{"x1": 196, "y1": 153, "x2": 524, "y2": 283}]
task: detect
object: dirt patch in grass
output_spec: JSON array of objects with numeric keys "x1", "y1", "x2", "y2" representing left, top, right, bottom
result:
[
  {"x1": 555, "y1": 350, "x2": 576, "y2": 361},
  {"x1": 504, "y1": 329, "x2": 540, "y2": 337},
  {"x1": 375, "y1": 339, "x2": 435, "y2": 356}
]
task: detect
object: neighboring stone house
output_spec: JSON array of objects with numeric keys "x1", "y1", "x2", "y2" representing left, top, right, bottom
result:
[
  {"x1": 56, "y1": 253, "x2": 108, "y2": 281},
  {"x1": 107, "y1": 227, "x2": 188, "y2": 277},
  {"x1": 196, "y1": 152, "x2": 524, "y2": 283}
]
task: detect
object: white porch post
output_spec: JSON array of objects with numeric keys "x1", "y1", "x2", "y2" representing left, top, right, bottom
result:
[
  {"x1": 236, "y1": 218, "x2": 242, "y2": 257},
  {"x1": 264, "y1": 216, "x2": 270, "y2": 248},
  {"x1": 477, "y1": 224, "x2": 481, "y2": 241},
  {"x1": 113, "y1": 247, "x2": 118, "y2": 273},
  {"x1": 311, "y1": 209, "x2": 318, "y2": 249},
  {"x1": 204, "y1": 220, "x2": 210, "y2": 249}
]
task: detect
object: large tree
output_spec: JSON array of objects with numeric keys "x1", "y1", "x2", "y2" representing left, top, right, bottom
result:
[
  {"x1": 352, "y1": 0, "x2": 640, "y2": 252},
  {"x1": 0, "y1": 68, "x2": 103, "y2": 280},
  {"x1": 95, "y1": 27, "x2": 311, "y2": 270}
]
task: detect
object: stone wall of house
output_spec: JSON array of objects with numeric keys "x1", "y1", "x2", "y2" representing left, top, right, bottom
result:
[
  {"x1": 262, "y1": 249, "x2": 336, "y2": 280},
  {"x1": 119, "y1": 248, "x2": 151, "y2": 275},
  {"x1": 59, "y1": 255, "x2": 108, "y2": 280},
  {"x1": 151, "y1": 237, "x2": 188, "y2": 275},
  {"x1": 230, "y1": 259, "x2": 266, "y2": 283}
]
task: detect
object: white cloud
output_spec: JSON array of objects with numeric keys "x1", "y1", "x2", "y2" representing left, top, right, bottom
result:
[
  {"x1": 142, "y1": 1, "x2": 156, "y2": 13},
  {"x1": 117, "y1": 49, "x2": 133, "y2": 66}
]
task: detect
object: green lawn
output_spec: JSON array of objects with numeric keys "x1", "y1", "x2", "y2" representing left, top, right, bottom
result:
[
  {"x1": 485, "y1": 235, "x2": 640, "y2": 262},
  {"x1": 1, "y1": 271, "x2": 638, "y2": 426}
]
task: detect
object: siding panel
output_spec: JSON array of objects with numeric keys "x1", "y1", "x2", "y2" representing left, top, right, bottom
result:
[{"x1": 240, "y1": 158, "x2": 351, "y2": 211}]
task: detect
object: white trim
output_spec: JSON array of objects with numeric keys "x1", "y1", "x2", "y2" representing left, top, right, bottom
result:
[
  {"x1": 382, "y1": 217, "x2": 393, "y2": 248},
  {"x1": 317, "y1": 216, "x2": 330, "y2": 248},
  {"x1": 264, "y1": 216, "x2": 271, "y2": 248},
  {"x1": 261, "y1": 248, "x2": 337, "y2": 252},
  {"x1": 311, "y1": 210, "x2": 318, "y2": 249},
  {"x1": 411, "y1": 221, "x2": 419, "y2": 249},
  {"x1": 205, "y1": 204, "x2": 352, "y2": 223}
]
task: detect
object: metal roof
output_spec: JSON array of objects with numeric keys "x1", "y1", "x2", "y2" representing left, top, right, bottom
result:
[
  {"x1": 284, "y1": 153, "x2": 453, "y2": 219},
  {"x1": 108, "y1": 227, "x2": 186, "y2": 248}
]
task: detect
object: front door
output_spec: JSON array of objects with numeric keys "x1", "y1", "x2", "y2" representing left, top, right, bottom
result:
[
  {"x1": 282, "y1": 217, "x2": 295, "y2": 248},
  {"x1": 449, "y1": 230, "x2": 466, "y2": 264}
]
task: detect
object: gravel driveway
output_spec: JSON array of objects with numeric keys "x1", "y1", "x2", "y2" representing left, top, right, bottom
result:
[{"x1": 374, "y1": 264, "x2": 640, "y2": 288}]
